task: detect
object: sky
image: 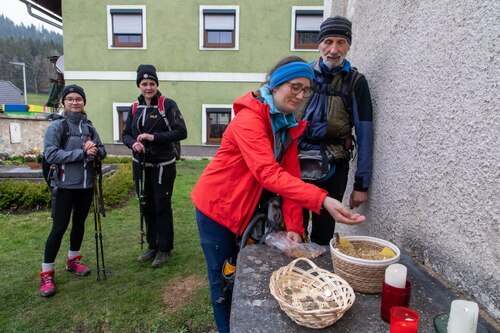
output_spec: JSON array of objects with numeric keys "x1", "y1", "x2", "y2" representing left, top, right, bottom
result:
[{"x1": 0, "y1": 0, "x2": 62, "y2": 34}]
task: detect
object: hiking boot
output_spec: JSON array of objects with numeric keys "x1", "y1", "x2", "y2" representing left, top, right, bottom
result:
[
  {"x1": 152, "y1": 251, "x2": 171, "y2": 268},
  {"x1": 66, "y1": 255, "x2": 91, "y2": 276},
  {"x1": 138, "y1": 248, "x2": 157, "y2": 263},
  {"x1": 39, "y1": 270, "x2": 56, "y2": 297}
]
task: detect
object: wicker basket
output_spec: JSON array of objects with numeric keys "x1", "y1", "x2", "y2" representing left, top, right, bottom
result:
[
  {"x1": 269, "y1": 257, "x2": 355, "y2": 329},
  {"x1": 330, "y1": 236, "x2": 401, "y2": 294}
]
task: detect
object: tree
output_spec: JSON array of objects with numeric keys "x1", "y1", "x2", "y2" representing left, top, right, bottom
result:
[{"x1": 0, "y1": 15, "x2": 63, "y2": 95}]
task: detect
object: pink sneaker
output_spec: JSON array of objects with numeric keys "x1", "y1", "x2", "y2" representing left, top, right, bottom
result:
[
  {"x1": 39, "y1": 270, "x2": 56, "y2": 297},
  {"x1": 66, "y1": 255, "x2": 91, "y2": 276}
]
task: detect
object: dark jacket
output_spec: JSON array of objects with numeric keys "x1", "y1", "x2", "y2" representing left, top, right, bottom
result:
[
  {"x1": 303, "y1": 58, "x2": 374, "y2": 191},
  {"x1": 43, "y1": 111, "x2": 106, "y2": 189},
  {"x1": 122, "y1": 92, "x2": 187, "y2": 163}
]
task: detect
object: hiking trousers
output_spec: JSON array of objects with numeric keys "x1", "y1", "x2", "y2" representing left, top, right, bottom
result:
[
  {"x1": 133, "y1": 161, "x2": 176, "y2": 253},
  {"x1": 303, "y1": 159, "x2": 349, "y2": 245},
  {"x1": 44, "y1": 188, "x2": 93, "y2": 263},
  {"x1": 195, "y1": 208, "x2": 238, "y2": 333}
]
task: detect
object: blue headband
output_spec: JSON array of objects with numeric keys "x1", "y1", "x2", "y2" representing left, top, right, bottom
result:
[{"x1": 269, "y1": 61, "x2": 314, "y2": 89}]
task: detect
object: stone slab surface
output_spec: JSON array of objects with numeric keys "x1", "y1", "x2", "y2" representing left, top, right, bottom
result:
[{"x1": 230, "y1": 244, "x2": 497, "y2": 333}]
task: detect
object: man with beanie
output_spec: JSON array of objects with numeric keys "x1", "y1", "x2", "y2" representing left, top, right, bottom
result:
[
  {"x1": 122, "y1": 64, "x2": 187, "y2": 268},
  {"x1": 299, "y1": 16, "x2": 374, "y2": 245}
]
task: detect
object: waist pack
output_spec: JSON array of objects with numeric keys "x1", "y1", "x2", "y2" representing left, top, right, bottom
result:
[{"x1": 298, "y1": 148, "x2": 336, "y2": 183}]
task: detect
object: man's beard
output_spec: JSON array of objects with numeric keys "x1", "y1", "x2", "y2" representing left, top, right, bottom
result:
[{"x1": 322, "y1": 54, "x2": 345, "y2": 69}]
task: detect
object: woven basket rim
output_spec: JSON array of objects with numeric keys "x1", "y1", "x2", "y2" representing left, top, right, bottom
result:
[
  {"x1": 329, "y1": 235, "x2": 400, "y2": 266},
  {"x1": 269, "y1": 258, "x2": 355, "y2": 327}
]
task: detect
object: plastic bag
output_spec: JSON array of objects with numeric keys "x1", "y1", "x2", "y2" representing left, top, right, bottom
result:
[{"x1": 265, "y1": 232, "x2": 326, "y2": 259}]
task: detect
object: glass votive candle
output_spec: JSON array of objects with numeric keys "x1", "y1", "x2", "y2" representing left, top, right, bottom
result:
[
  {"x1": 390, "y1": 306, "x2": 420, "y2": 333},
  {"x1": 381, "y1": 280, "x2": 412, "y2": 323}
]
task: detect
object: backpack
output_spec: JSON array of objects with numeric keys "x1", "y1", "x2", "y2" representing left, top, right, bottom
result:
[
  {"x1": 298, "y1": 68, "x2": 362, "y2": 182},
  {"x1": 42, "y1": 117, "x2": 94, "y2": 188},
  {"x1": 132, "y1": 95, "x2": 181, "y2": 160},
  {"x1": 303, "y1": 68, "x2": 362, "y2": 144}
]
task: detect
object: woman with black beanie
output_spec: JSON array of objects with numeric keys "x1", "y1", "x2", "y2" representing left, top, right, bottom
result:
[{"x1": 122, "y1": 64, "x2": 187, "y2": 268}]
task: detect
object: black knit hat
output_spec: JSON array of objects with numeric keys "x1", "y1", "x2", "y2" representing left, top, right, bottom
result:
[
  {"x1": 136, "y1": 64, "x2": 159, "y2": 87},
  {"x1": 61, "y1": 84, "x2": 86, "y2": 105},
  {"x1": 318, "y1": 16, "x2": 352, "y2": 44}
]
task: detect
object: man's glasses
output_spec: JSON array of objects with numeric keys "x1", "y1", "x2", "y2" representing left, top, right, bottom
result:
[
  {"x1": 65, "y1": 97, "x2": 84, "y2": 103},
  {"x1": 287, "y1": 82, "x2": 313, "y2": 98}
]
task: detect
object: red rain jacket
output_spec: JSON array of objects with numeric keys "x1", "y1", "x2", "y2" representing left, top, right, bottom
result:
[{"x1": 191, "y1": 92, "x2": 327, "y2": 236}]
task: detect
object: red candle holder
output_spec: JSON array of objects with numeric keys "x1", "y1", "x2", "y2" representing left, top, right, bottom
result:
[
  {"x1": 381, "y1": 280, "x2": 412, "y2": 323},
  {"x1": 390, "y1": 306, "x2": 420, "y2": 333}
]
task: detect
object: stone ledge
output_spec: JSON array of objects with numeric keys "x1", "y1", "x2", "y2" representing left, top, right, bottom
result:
[{"x1": 230, "y1": 244, "x2": 498, "y2": 332}]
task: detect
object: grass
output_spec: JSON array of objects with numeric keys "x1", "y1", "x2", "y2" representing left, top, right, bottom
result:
[
  {"x1": 0, "y1": 159, "x2": 214, "y2": 333},
  {"x1": 27, "y1": 93, "x2": 49, "y2": 106}
]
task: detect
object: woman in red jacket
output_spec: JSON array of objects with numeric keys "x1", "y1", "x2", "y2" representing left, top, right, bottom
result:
[{"x1": 191, "y1": 56, "x2": 365, "y2": 333}]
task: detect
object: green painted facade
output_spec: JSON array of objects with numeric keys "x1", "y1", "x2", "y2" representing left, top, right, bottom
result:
[{"x1": 62, "y1": 0, "x2": 323, "y2": 145}]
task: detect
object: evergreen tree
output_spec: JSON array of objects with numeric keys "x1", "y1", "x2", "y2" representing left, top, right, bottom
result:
[{"x1": 0, "y1": 15, "x2": 63, "y2": 96}]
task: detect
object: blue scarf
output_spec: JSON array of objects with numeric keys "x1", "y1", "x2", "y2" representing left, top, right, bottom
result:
[{"x1": 259, "y1": 86, "x2": 298, "y2": 140}]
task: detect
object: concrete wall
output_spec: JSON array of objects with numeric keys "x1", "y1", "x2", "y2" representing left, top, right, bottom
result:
[
  {"x1": 330, "y1": 0, "x2": 499, "y2": 320},
  {"x1": 0, "y1": 115, "x2": 49, "y2": 155}
]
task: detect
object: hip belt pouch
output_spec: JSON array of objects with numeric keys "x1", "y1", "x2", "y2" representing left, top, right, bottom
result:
[{"x1": 298, "y1": 149, "x2": 336, "y2": 183}]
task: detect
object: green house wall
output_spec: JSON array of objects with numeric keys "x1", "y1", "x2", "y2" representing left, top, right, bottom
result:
[{"x1": 61, "y1": 0, "x2": 323, "y2": 145}]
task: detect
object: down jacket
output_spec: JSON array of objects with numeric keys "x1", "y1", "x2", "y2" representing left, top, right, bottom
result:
[{"x1": 191, "y1": 91, "x2": 328, "y2": 236}]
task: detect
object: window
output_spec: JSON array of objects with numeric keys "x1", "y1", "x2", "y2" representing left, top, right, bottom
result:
[
  {"x1": 291, "y1": 7, "x2": 323, "y2": 51},
  {"x1": 202, "y1": 105, "x2": 233, "y2": 144},
  {"x1": 199, "y1": 6, "x2": 239, "y2": 50},
  {"x1": 112, "y1": 103, "x2": 131, "y2": 142},
  {"x1": 107, "y1": 5, "x2": 147, "y2": 49}
]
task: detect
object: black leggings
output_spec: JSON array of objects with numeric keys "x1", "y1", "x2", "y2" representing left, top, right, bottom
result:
[
  {"x1": 44, "y1": 188, "x2": 94, "y2": 263},
  {"x1": 133, "y1": 162, "x2": 176, "y2": 253}
]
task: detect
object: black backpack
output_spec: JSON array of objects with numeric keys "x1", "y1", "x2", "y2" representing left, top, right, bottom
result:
[{"x1": 42, "y1": 117, "x2": 94, "y2": 187}]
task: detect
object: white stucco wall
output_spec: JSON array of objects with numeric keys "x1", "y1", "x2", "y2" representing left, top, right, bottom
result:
[{"x1": 329, "y1": 0, "x2": 500, "y2": 320}]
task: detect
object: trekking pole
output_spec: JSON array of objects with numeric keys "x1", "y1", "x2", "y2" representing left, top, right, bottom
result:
[
  {"x1": 92, "y1": 158, "x2": 107, "y2": 280},
  {"x1": 138, "y1": 152, "x2": 146, "y2": 249}
]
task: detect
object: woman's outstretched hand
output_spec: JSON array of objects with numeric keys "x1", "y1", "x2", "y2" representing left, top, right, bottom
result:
[{"x1": 322, "y1": 196, "x2": 366, "y2": 225}]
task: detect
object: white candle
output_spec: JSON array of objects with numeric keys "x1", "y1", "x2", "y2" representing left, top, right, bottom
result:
[
  {"x1": 384, "y1": 263, "x2": 407, "y2": 288},
  {"x1": 447, "y1": 300, "x2": 479, "y2": 333}
]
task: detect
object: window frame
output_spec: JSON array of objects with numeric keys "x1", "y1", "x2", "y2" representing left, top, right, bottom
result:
[
  {"x1": 107, "y1": 5, "x2": 147, "y2": 50},
  {"x1": 199, "y1": 5, "x2": 240, "y2": 51},
  {"x1": 202, "y1": 104, "x2": 234, "y2": 145},
  {"x1": 112, "y1": 102, "x2": 132, "y2": 142},
  {"x1": 290, "y1": 6, "x2": 323, "y2": 52}
]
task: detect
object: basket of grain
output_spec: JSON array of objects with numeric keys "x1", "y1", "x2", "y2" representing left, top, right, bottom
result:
[
  {"x1": 329, "y1": 235, "x2": 400, "y2": 294},
  {"x1": 269, "y1": 257, "x2": 355, "y2": 329}
]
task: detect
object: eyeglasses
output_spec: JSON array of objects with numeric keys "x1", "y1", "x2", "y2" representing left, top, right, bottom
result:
[
  {"x1": 65, "y1": 97, "x2": 84, "y2": 103},
  {"x1": 287, "y1": 82, "x2": 313, "y2": 98}
]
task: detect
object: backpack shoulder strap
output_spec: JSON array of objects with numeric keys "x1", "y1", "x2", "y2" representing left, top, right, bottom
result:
[
  {"x1": 158, "y1": 95, "x2": 166, "y2": 113},
  {"x1": 157, "y1": 95, "x2": 171, "y2": 129},
  {"x1": 85, "y1": 120, "x2": 95, "y2": 139},
  {"x1": 60, "y1": 119, "x2": 70, "y2": 149},
  {"x1": 132, "y1": 102, "x2": 139, "y2": 116},
  {"x1": 274, "y1": 130, "x2": 294, "y2": 162},
  {"x1": 341, "y1": 68, "x2": 364, "y2": 120}
]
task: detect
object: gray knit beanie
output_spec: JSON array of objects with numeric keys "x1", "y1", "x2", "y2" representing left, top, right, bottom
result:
[{"x1": 318, "y1": 16, "x2": 352, "y2": 44}]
